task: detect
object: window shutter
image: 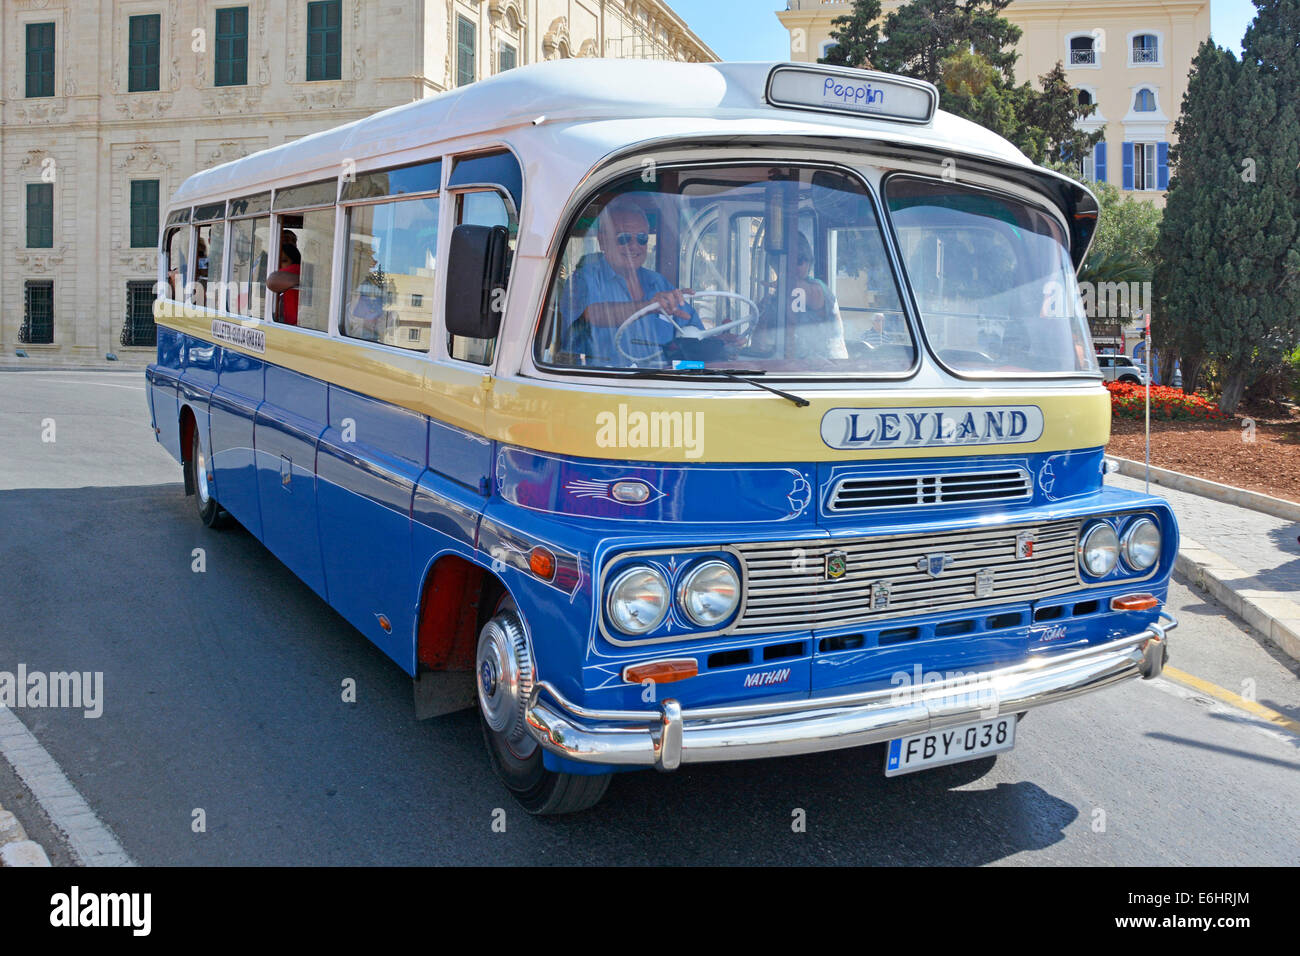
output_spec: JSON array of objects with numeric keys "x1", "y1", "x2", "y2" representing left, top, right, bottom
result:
[
  {"x1": 1156, "y1": 142, "x2": 1169, "y2": 190},
  {"x1": 26, "y1": 22, "x2": 56, "y2": 98},
  {"x1": 1122, "y1": 142, "x2": 1134, "y2": 190},
  {"x1": 1095, "y1": 142, "x2": 1107, "y2": 184}
]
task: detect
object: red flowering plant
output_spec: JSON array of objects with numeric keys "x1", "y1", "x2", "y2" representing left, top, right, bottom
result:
[{"x1": 1105, "y1": 381, "x2": 1230, "y2": 421}]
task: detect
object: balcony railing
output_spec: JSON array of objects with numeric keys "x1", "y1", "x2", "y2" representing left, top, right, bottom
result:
[
  {"x1": 1132, "y1": 46, "x2": 1159, "y2": 63},
  {"x1": 1070, "y1": 48, "x2": 1096, "y2": 65}
]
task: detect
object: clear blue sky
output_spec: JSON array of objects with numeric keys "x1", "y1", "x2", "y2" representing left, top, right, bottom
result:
[{"x1": 666, "y1": 0, "x2": 1260, "y2": 62}]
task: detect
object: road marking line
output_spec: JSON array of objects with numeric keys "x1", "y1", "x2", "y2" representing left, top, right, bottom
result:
[
  {"x1": 1162, "y1": 665, "x2": 1300, "y2": 736},
  {"x1": 3, "y1": 377, "x2": 144, "y2": 391},
  {"x1": 0, "y1": 706, "x2": 134, "y2": 867}
]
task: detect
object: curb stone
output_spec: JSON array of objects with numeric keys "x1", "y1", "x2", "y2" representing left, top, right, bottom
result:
[
  {"x1": 1, "y1": 841, "x2": 51, "y2": 867},
  {"x1": 0, "y1": 801, "x2": 52, "y2": 867},
  {"x1": 1108, "y1": 458, "x2": 1300, "y2": 666},
  {"x1": 1175, "y1": 535, "x2": 1300, "y2": 666},
  {"x1": 1113, "y1": 456, "x2": 1300, "y2": 523}
]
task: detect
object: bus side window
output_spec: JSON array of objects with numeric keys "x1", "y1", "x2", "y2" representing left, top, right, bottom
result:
[
  {"x1": 194, "y1": 221, "x2": 225, "y2": 310},
  {"x1": 448, "y1": 189, "x2": 516, "y2": 365},
  {"x1": 227, "y1": 216, "x2": 271, "y2": 318},
  {"x1": 164, "y1": 225, "x2": 191, "y2": 301},
  {"x1": 268, "y1": 208, "x2": 335, "y2": 331},
  {"x1": 340, "y1": 195, "x2": 440, "y2": 350}
]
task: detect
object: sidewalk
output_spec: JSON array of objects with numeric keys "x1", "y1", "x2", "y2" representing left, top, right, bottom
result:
[{"x1": 1109, "y1": 470, "x2": 1300, "y2": 661}]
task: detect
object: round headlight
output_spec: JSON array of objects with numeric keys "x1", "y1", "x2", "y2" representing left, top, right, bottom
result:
[
  {"x1": 678, "y1": 560, "x2": 741, "y2": 628},
  {"x1": 606, "y1": 566, "x2": 670, "y2": 636},
  {"x1": 1078, "y1": 522, "x2": 1120, "y2": 576},
  {"x1": 1121, "y1": 517, "x2": 1161, "y2": 571}
]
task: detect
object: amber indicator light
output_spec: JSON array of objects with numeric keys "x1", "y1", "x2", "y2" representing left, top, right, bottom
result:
[
  {"x1": 529, "y1": 547, "x2": 556, "y2": 580},
  {"x1": 1111, "y1": 593, "x2": 1159, "y2": 611},
  {"x1": 623, "y1": 659, "x2": 698, "y2": 684}
]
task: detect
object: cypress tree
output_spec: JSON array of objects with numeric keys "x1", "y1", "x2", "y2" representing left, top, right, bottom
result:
[
  {"x1": 1152, "y1": 42, "x2": 1233, "y2": 395},
  {"x1": 1156, "y1": 4, "x2": 1300, "y2": 413},
  {"x1": 1235, "y1": 0, "x2": 1300, "y2": 408}
]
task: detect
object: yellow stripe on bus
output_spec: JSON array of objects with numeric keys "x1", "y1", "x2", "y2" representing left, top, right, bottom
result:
[{"x1": 158, "y1": 310, "x2": 1111, "y2": 463}]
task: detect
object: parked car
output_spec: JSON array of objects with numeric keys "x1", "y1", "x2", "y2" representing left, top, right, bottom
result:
[{"x1": 1097, "y1": 354, "x2": 1147, "y2": 384}]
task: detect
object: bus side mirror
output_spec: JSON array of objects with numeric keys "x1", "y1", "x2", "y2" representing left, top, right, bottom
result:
[{"x1": 446, "y1": 223, "x2": 509, "y2": 339}]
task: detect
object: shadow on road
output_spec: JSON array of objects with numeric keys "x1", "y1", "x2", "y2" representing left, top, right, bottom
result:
[{"x1": 0, "y1": 483, "x2": 1079, "y2": 865}]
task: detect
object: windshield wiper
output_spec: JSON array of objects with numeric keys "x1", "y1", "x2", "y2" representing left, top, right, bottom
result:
[{"x1": 624, "y1": 367, "x2": 810, "y2": 408}]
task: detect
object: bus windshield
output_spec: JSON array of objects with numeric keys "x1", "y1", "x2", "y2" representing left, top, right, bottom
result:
[
  {"x1": 535, "y1": 164, "x2": 917, "y2": 375},
  {"x1": 884, "y1": 177, "x2": 1099, "y2": 376}
]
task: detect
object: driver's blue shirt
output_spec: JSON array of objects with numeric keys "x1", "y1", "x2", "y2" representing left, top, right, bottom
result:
[{"x1": 559, "y1": 254, "x2": 700, "y2": 365}]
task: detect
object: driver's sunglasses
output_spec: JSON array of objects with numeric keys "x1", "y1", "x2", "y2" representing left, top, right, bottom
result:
[{"x1": 616, "y1": 232, "x2": 649, "y2": 246}]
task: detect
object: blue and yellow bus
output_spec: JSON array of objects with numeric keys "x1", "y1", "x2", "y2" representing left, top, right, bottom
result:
[{"x1": 147, "y1": 60, "x2": 1177, "y2": 813}]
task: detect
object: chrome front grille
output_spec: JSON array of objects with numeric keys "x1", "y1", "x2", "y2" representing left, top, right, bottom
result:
[
  {"x1": 732, "y1": 518, "x2": 1082, "y2": 635},
  {"x1": 828, "y1": 468, "x2": 1032, "y2": 512}
]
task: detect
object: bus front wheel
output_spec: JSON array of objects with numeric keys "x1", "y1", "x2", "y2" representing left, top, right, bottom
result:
[{"x1": 476, "y1": 601, "x2": 610, "y2": 815}]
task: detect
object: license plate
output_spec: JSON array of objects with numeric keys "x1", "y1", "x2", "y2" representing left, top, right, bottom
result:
[{"x1": 884, "y1": 716, "x2": 1016, "y2": 776}]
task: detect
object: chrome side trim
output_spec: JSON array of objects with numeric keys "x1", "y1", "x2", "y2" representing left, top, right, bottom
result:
[{"x1": 526, "y1": 613, "x2": 1176, "y2": 769}]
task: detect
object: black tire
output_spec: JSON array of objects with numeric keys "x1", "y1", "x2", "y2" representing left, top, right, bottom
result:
[
  {"x1": 187, "y1": 425, "x2": 229, "y2": 529},
  {"x1": 476, "y1": 598, "x2": 611, "y2": 815},
  {"x1": 1118, "y1": 375, "x2": 1140, "y2": 384},
  {"x1": 479, "y1": 715, "x2": 612, "y2": 815}
]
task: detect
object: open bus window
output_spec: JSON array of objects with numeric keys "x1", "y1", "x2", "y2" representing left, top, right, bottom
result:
[
  {"x1": 534, "y1": 164, "x2": 915, "y2": 375},
  {"x1": 269, "y1": 209, "x2": 334, "y2": 331},
  {"x1": 163, "y1": 225, "x2": 191, "y2": 302},
  {"x1": 194, "y1": 221, "x2": 224, "y2": 311},
  {"x1": 884, "y1": 177, "x2": 1099, "y2": 376}
]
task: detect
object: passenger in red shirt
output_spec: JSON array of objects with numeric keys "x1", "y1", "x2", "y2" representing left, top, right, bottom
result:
[{"x1": 267, "y1": 245, "x2": 302, "y2": 325}]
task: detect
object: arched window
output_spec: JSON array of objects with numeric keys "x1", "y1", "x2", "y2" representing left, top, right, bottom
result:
[
  {"x1": 1077, "y1": 89, "x2": 1093, "y2": 107},
  {"x1": 1132, "y1": 34, "x2": 1159, "y2": 64},
  {"x1": 1134, "y1": 88, "x2": 1156, "y2": 112},
  {"x1": 1069, "y1": 35, "x2": 1096, "y2": 66}
]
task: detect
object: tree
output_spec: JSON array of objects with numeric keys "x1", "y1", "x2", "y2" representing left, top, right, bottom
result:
[
  {"x1": 1084, "y1": 181, "x2": 1163, "y2": 275},
  {"x1": 1022, "y1": 63, "x2": 1103, "y2": 171},
  {"x1": 1154, "y1": 19, "x2": 1300, "y2": 413},
  {"x1": 1153, "y1": 43, "x2": 1236, "y2": 399},
  {"x1": 821, "y1": 0, "x2": 883, "y2": 70},
  {"x1": 1238, "y1": 0, "x2": 1300, "y2": 401},
  {"x1": 872, "y1": 0, "x2": 1020, "y2": 84},
  {"x1": 818, "y1": 1, "x2": 1099, "y2": 166}
]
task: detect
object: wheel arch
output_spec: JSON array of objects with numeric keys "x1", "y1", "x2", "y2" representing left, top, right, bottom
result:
[
  {"x1": 179, "y1": 404, "x2": 197, "y2": 495},
  {"x1": 415, "y1": 551, "x2": 513, "y2": 673}
]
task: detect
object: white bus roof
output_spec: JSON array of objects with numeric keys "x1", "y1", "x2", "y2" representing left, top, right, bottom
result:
[{"x1": 171, "y1": 59, "x2": 1057, "y2": 207}]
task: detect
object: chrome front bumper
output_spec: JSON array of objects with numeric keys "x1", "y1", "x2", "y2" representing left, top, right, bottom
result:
[{"x1": 525, "y1": 613, "x2": 1176, "y2": 771}]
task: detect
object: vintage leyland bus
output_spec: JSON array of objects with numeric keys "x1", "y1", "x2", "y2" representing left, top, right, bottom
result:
[{"x1": 147, "y1": 60, "x2": 1177, "y2": 813}]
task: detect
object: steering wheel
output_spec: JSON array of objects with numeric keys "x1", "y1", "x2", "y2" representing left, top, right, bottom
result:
[{"x1": 614, "y1": 290, "x2": 762, "y2": 363}]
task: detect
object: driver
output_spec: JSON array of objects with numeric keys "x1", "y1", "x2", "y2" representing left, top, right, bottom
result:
[{"x1": 558, "y1": 196, "x2": 700, "y2": 365}]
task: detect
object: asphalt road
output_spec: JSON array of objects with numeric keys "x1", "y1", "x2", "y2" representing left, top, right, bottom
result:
[{"x1": 1, "y1": 369, "x2": 1298, "y2": 865}]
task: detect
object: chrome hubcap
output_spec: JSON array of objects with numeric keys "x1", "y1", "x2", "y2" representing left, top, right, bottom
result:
[
  {"x1": 475, "y1": 612, "x2": 536, "y2": 758},
  {"x1": 195, "y1": 440, "x2": 211, "y2": 505}
]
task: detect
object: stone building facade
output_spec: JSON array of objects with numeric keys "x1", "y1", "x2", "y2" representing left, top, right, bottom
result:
[{"x1": 1, "y1": 0, "x2": 715, "y2": 367}]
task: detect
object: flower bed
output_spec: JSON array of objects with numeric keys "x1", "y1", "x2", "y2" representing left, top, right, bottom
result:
[{"x1": 1105, "y1": 381, "x2": 1229, "y2": 421}]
